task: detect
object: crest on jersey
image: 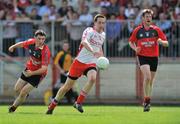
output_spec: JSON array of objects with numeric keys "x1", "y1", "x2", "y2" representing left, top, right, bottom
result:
[
  {"x1": 140, "y1": 34, "x2": 143, "y2": 37},
  {"x1": 152, "y1": 32, "x2": 155, "y2": 36},
  {"x1": 145, "y1": 32, "x2": 149, "y2": 37}
]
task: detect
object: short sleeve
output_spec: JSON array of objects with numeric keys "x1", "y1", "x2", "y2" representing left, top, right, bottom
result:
[
  {"x1": 156, "y1": 27, "x2": 167, "y2": 41},
  {"x1": 23, "y1": 39, "x2": 35, "y2": 49},
  {"x1": 82, "y1": 27, "x2": 93, "y2": 42},
  {"x1": 128, "y1": 27, "x2": 138, "y2": 43},
  {"x1": 42, "y1": 46, "x2": 51, "y2": 66}
]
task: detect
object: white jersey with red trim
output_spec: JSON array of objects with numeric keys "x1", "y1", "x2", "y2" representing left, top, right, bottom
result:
[{"x1": 76, "y1": 27, "x2": 105, "y2": 64}]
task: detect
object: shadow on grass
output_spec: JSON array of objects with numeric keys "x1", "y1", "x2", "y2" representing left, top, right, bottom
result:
[{"x1": 15, "y1": 112, "x2": 43, "y2": 115}]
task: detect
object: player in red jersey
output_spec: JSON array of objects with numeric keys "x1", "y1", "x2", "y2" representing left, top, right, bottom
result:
[
  {"x1": 8, "y1": 29, "x2": 51, "y2": 113},
  {"x1": 129, "y1": 9, "x2": 168, "y2": 112},
  {"x1": 46, "y1": 14, "x2": 106, "y2": 114}
]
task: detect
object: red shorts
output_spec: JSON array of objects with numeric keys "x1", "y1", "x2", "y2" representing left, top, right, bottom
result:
[{"x1": 68, "y1": 59, "x2": 97, "y2": 80}]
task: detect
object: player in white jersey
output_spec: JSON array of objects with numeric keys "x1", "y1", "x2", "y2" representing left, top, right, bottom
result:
[{"x1": 46, "y1": 14, "x2": 106, "y2": 114}]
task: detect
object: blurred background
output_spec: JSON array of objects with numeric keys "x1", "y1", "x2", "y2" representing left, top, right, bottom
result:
[{"x1": 0, "y1": 0, "x2": 180, "y2": 105}]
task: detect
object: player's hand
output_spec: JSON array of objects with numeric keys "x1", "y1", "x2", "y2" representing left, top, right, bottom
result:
[
  {"x1": 135, "y1": 47, "x2": 141, "y2": 54},
  {"x1": 157, "y1": 38, "x2": 168, "y2": 47},
  {"x1": 157, "y1": 38, "x2": 162, "y2": 43},
  {"x1": 60, "y1": 69, "x2": 66, "y2": 75},
  {"x1": 23, "y1": 70, "x2": 33, "y2": 77},
  {"x1": 93, "y1": 52, "x2": 103, "y2": 58},
  {"x1": 8, "y1": 46, "x2": 14, "y2": 52}
]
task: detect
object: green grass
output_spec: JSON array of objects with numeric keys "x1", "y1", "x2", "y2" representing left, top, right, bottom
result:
[{"x1": 0, "y1": 105, "x2": 180, "y2": 124}]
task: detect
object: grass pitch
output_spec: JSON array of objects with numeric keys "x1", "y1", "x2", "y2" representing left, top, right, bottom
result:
[{"x1": 0, "y1": 105, "x2": 180, "y2": 124}]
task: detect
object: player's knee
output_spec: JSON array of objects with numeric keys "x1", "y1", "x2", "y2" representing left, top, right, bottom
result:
[
  {"x1": 145, "y1": 76, "x2": 151, "y2": 83},
  {"x1": 89, "y1": 75, "x2": 96, "y2": 84},
  {"x1": 14, "y1": 87, "x2": 21, "y2": 94},
  {"x1": 19, "y1": 89, "x2": 28, "y2": 97}
]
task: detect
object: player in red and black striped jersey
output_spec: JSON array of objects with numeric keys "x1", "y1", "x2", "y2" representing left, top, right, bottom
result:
[
  {"x1": 8, "y1": 29, "x2": 51, "y2": 113},
  {"x1": 129, "y1": 9, "x2": 168, "y2": 112}
]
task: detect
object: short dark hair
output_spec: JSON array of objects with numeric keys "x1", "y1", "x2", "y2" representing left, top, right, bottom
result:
[
  {"x1": 142, "y1": 9, "x2": 153, "y2": 17},
  {"x1": 34, "y1": 29, "x2": 46, "y2": 37},
  {"x1": 94, "y1": 14, "x2": 106, "y2": 22}
]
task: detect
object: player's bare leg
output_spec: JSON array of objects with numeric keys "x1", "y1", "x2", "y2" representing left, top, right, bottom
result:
[
  {"x1": 46, "y1": 77, "x2": 75, "y2": 114},
  {"x1": 74, "y1": 70, "x2": 97, "y2": 113},
  {"x1": 148, "y1": 72, "x2": 156, "y2": 96},
  {"x1": 14, "y1": 78, "x2": 27, "y2": 96},
  {"x1": 140, "y1": 65, "x2": 152, "y2": 112},
  {"x1": 9, "y1": 83, "x2": 34, "y2": 113}
]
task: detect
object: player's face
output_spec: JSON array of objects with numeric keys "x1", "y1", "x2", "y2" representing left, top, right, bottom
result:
[
  {"x1": 36, "y1": 35, "x2": 46, "y2": 46},
  {"x1": 94, "y1": 17, "x2": 106, "y2": 32},
  {"x1": 63, "y1": 43, "x2": 69, "y2": 52},
  {"x1": 142, "y1": 13, "x2": 152, "y2": 26}
]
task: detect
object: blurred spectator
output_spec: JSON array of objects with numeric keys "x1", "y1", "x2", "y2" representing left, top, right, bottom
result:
[
  {"x1": 156, "y1": 12, "x2": 172, "y2": 56},
  {"x1": 100, "y1": 0, "x2": 110, "y2": 7},
  {"x1": 58, "y1": 0, "x2": 68, "y2": 18},
  {"x1": 48, "y1": 5, "x2": 58, "y2": 21},
  {"x1": 53, "y1": 41, "x2": 78, "y2": 104},
  {"x1": 172, "y1": 13, "x2": 180, "y2": 57},
  {"x1": 175, "y1": 6, "x2": 180, "y2": 16},
  {"x1": 156, "y1": 12, "x2": 172, "y2": 39},
  {"x1": 17, "y1": 0, "x2": 30, "y2": 12},
  {"x1": 0, "y1": 1, "x2": 6, "y2": 20},
  {"x1": 100, "y1": 6, "x2": 108, "y2": 18},
  {"x1": 15, "y1": 12, "x2": 33, "y2": 56},
  {"x1": 3, "y1": 10, "x2": 17, "y2": 56},
  {"x1": 25, "y1": 0, "x2": 40, "y2": 16},
  {"x1": 106, "y1": 14, "x2": 122, "y2": 56},
  {"x1": 52, "y1": 0, "x2": 62, "y2": 9},
  {"x1": 36, "y1": 0, "x2": 43, "y2": 6},
  {"x1": 38, "y1": 0, "x2": 52, "y2": 17},
  {"x1": 107, "y1": 0, "x2": 119, "y2": 15},
  {"x1": 169, "y1": 7, "x2": 176, "y2": 21},
  {"x1": 151, "y1": 4, "x2": 159, "y2": 20},
  {"x1": 29, "y1": 8, "x2": 42, "y2": 20},
  {"x1": 16, "y1": 11, "x2": 30, "y2": 21},
  {"x1": 88, "y1": 0, "x2": 101, "y2": 14},
  {"x1": 79, "y1": 5, "x2": 93, "y2": 26},
  {"x1": 66, "y1": 6, "x2": 74, "y2": 20},
  {"x1": 125, "y1": 2, "x2": 135, "y2": 18},
  {"x1": 132, "y1": 0, "x2": 162, "y2": 7},
  {"x1": 127, "y1": 14, "x2": 136, "y2": 33},
  {"x1": 133, "y1": 5, "x2": 141, "y2": 25},
  {"x1": 66, "y1": 12, "x2": 85, "y2": 56},
  {"x1": 117, "y1": 6, "x2": 127, "y2": 20},
  {"x1": 119, "y1": 0, "x2": 132, "y2": 6},
  {"x1": 61, "y1": 6, "x2": 75, "y2": 25},
  {"x1": 68, "y1": 0, "x2": 78, "y2": 11}
]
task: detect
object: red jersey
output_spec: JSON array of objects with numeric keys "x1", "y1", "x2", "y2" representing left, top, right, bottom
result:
[
  {"x1": 22, "y1": 38, "x2": 51, "y2": 76},
  {"x1": 129, "y1": 24, "x2": 167, "y2": 57}
]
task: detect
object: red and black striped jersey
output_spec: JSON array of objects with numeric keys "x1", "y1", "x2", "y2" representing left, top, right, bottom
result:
[
  {"x1": 129, "y1": 24, "x2": 167, "y2": 57},
  {"x1": 22, "y1": 38, "x2": 51, "y2": 76}
]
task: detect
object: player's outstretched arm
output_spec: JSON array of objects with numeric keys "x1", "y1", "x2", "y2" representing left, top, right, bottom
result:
[
  {"x1": 8, "y1": 42, "x2": 24, "y2": 52},
  {"x1": 157, "y1": 38, "x2": 169, "y2": 47}
]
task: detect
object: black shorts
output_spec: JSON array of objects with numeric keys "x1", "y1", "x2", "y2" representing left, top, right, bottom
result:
[
  {"x1": 137, "y1": 55, "x2": 158, "y2": 72},
  {"x1": 60, "y1": 74, "x2": 67, "y2": 83},
  {"x1": 20, "y1": 71, "x2": 44, "y2": 87},
  {"x1": 83, "y1": 67, "x2": 97, "y2": 76}
]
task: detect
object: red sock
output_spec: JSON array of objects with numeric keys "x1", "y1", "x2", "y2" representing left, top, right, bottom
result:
[
  {"x1": 76, "y1": 90, "x2": 87, "y2": 104},
  {"x1": 144, "y1": 96, "x2": 151, "y2": 103},
  {"x1": 48, "y1": 99, "x2": 58, "y2": 110}
]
